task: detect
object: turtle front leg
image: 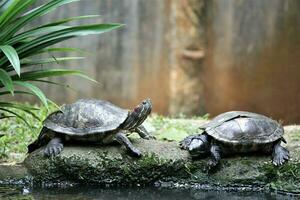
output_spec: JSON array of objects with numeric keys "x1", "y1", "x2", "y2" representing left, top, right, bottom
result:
[
  {"x1": 115, "y1": 132, "x2": 142, "y2": 157},
  {"x1": 207, "y1": 144, "x2": 221, "y2": 168},
  {"x1": 44, "y1": 137, "x2": 64, "y2": 157},
  {"x1": 134, "y1": 125, "x2": 155, "y2": 139},
  {"x1": 272, "y1": 141, "x2": 289, "y2": 166}
]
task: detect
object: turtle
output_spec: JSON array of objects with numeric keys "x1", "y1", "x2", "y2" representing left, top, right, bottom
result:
[
  {"x1": 179, "y1": 111, "x2": 289, "y2": 167},
  {"x1": 28, "y1": 98, "x2": 153, "y2": 157}
]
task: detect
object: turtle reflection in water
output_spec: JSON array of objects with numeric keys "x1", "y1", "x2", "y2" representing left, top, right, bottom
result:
[
  {"x1": 28, "y1": 99, "x2": 153, "y2": 157},
  {"x1": 180, "y1": 111, "x2": 290, "y2": 167}
]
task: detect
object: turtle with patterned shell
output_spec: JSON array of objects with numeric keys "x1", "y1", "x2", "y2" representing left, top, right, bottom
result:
[
  {"x1": 180, "y1": 111, "x2": 290, "y2": 167},
  {"x1": 28, "y1": 99, "x2": 153, "y2": 157}
]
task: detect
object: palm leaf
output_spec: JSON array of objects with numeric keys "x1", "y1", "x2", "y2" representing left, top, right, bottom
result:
[
  {"x1": 16, "y1": 24, "x2": 123, "y2": 59},
  {"x1": 41, "y1": 15, "x2": 100, "y2": 27},
  {"x1": 11, "y1": 69, "x2": 97, "y2": 83},
  {"x1": 0, "y1": 108, "x2": 31, "y2": 126},
  {"x1": 36, "y1": 47, "x2": 86, "y2": 54},
  {"x1": 0, "y1": 101, "x2": 38, "y2": 110},
  {"x1": 0, "y1": 45, "x2": 20, "y2": 75},
  {"x1": 32, "y1": 79, "x2": 76, "y2": 91},
  {"x1": 20, "y1": 57, "x2": 85, "y2": 66},
  {"x1": 0, "y1": 0, "x2": 35, "y2": 30},
  {"x1": 0, "y1": 68, "x2": 14, "y2": 94},
  {"x1": 13, "y1": 81, "x2": 48, "y2": 109},
  {"x1": 0, "y1": 0, "x2": 81, "y2": 41},
  {"x1": 6, "y1": 25, "x2": 69, "y2": 45},
  {"x1": 0, "y1": 0, "x2": 122, "y2": 125},
  {"x1": 0, "y1": 102, "x2": 40, "y2": 121},
  {"x1": 0, "y1": 0, "x2": 14, "y2": 15},
  {"x1": 0, "y1": 90, "x2": 32, "y2": 96}
]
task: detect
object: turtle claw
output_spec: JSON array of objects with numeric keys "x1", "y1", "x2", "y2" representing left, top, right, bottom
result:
[
  {"x1": 43, "y1": 138, "x2": 64, "y2": 157},
  {"x1": 272, "y1": 144, "x2": 289, "y2": 166},
  {"x1": 272, "y1": 150, "x2": 289, "y2": 166},
  {"x1": 115, "y1": 132, "x2": 142, "y2": 157},
  {"x1": 44, "y1": 144, "x2": 63, "y2": 157},
  {"x1": 144, "y1": 135, "x2": 156, "y2": 140},
  {"x1": 129, "y1": 148, "x2": 142, "y2": 158},
  {"x1": 134, "y1": 125, "x2": 155, "y2": 140},
  {"x1": 207, "y1": 159, "x2": 219, "y2": 169}
]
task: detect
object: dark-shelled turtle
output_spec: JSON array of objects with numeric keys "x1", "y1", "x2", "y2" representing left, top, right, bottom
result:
[
  {"x1": 180, "y1": 111, "x2": 289, "y2": 167},
  {"x1": 28, "y1": 99, "x2": 153, "y2": 157}
]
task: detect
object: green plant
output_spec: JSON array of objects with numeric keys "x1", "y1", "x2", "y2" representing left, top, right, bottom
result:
[
  {"x1": 0, "y1": 102, "x2": 55, "y2": 162},
  {"x1": 0, "y1": 0, "x2": 122, "y2": 124}
]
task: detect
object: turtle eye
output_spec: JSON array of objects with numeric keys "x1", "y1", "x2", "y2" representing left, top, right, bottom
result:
[{"x1": 134, "y1": 107, "x2": 140, "y2": 112}]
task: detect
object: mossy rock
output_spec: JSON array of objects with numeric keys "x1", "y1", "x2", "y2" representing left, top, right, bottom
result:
[
  {"x1": 24, "y1": 129, "x2": 300, "y2": 194},
  {"x1": 24, "y1": 140, "x2": 191, "y2": 186}
]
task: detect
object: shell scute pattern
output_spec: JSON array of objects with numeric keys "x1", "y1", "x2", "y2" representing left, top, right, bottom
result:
[
  {"x1": 44, "y1": 99, "x2": 128, "y2": 135},
  {"x1": 203, "y1": 111, "x2": 283, "y2": 145}
]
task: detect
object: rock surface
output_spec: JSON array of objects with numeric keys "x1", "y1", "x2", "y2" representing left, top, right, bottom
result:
[{"x1": 23, "y1": 125, "x2": 300, "y2": 194}]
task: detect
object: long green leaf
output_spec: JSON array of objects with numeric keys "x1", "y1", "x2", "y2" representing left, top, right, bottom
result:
[
  {"x1": 33, "y1": 79, "x2": 76, "y2": 91},
  {"x1": 11, "y1": 69, "x2": 97, "y2": 83},
  {"x1": 0, "y1": 45, "x2": 20, "y2": 75},
  {"x1": 14, "y1": 81, "x2": 48, "y2": 109},
  {"x1": 20, "y1": 56, "x2": 84, "y2": 66},
  {"x1": 41, "y1": 15, "x2": 100, "y2": 27},
  {"x1": 0, "y1": 102, "x2": 40, "y2": 120},
  {"x1": 14, "y1": 37, "x2": 73, "y2": 60},
  {"x1": 0, "y1": 102, "x2": 39, "y2": 110},
  {"x1": 0, "y1": 113, "x2": 15, "y2": 120},
  {"x1": 0, "y1": 68, "x2": 14, "y2": 94},
  {"x1": 0, "y1": 0, "x2": 35, "y2": 29},
  {"x1": 0, "y1": 0, "x2": 80, "y2": 40},
  {"x1": 0, "y1": 108, "x2": 31, "y2": 126},
  {"x1": 35, "y1": 47, "x2": 88, "y2": 56},
  {"x1": 0, "y1": 89, "x2": 59, "y2": 114},
  {"x1": 6, "y1": 25, "x2": 69, "y2": 45},
  {"x1": 45, "y1": 98, "x2": 60, "y2": 111},
  {"x1": 16, "y1": 24, "x2": 123, "y2": 59},
  {"x1": 0, "y1": 0, "x2": 14, "y2": 15},
  {"x1": 0, "y1": 90, "x2": 33, "y2": 96}
]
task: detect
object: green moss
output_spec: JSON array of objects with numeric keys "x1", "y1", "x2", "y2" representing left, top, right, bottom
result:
[
  {"x1": 262, "y1": 161, "x2": 300, "y2": 193},
  {"x1": 0, "y1": 104, "x2": 58, "y2": 162},
  {"x1": 1, "y1": 110, "x2": 300, "y2": 193},
  {"x1": 23, "y1": 136, "x2": 300, "y2": 194},
  {"x1": 24, "y1": 143, "x2": 190, "y2": 186},
  {"x1": 290, "y1": 131, "x2": 300, "y2": 142},
  {"x1": 147, "y1": 115, "x2": 206, "y2": 142}
]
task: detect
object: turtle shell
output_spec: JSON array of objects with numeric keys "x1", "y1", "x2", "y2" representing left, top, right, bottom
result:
[
  {"x1": 43, "y1": 99, "x2": 129, "y2": 136},
  {"x1": 201, "y1": 111, "x2": 283, "y2": 144}
]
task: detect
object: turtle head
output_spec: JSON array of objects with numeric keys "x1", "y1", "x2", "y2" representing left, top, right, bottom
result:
[
  {"x1": 122, "y1": 99, "x2": 152, "y2": 130},
  {"x1": 188, "y1": 134, "x2": 210, "y2": 158}
]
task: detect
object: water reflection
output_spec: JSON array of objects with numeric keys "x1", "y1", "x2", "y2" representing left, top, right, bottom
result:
[{"x1": 0, "y1": 185, "x2": 298, "y2": 200}]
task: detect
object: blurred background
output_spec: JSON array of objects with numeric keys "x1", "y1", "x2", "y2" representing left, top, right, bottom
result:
[{"x1": 21, "y1": 0, "x2": 300, "y2": 124}]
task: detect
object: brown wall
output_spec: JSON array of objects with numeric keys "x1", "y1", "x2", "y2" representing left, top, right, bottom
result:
[
  {"x1": 21, "y1": 0, "x2": 206, "y2": 116},
  {"x1": 19, "y1": 0, "x2": 300, "y2": 123},
  {"x1": 204, "y1": 0, "x2": 300, "y2": 124},
  {"x1": 24, "y1": 0, "x2": 173, "y2": 114}
]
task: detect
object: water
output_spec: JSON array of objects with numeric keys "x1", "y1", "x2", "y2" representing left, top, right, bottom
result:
[{"x1": 0, "y1": 185, "x2": 298, "y2": 200}]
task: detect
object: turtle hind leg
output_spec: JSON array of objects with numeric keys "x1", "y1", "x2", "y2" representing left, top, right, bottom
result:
[
  {"x1": 115, "y1": 132, "x2": 141, "y2": 157},
  {"x1": 44, "y1": 137, "x2": 64, "y2": 157},
  {"x1": 272, "y1": 141, "x2": 289, "y2": 166}
]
